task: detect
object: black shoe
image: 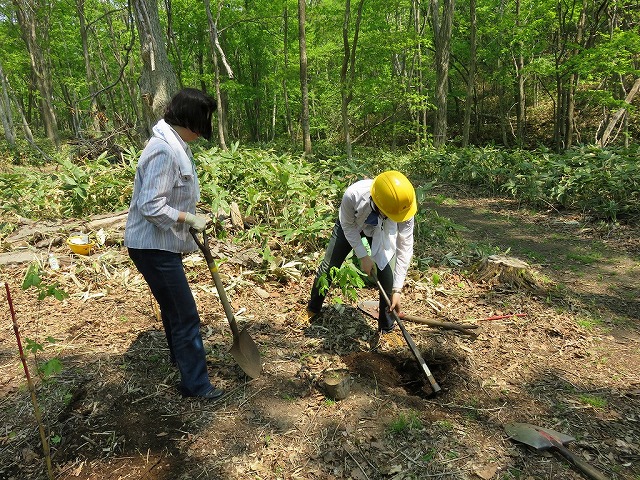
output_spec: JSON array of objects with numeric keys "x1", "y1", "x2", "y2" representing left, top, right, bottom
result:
[
  {"x1": 200, "y1": 387, "x2": 225, "y2": 400},
  {"x1": 181, "y1": 386, "x2": 225, "y2": 400}
]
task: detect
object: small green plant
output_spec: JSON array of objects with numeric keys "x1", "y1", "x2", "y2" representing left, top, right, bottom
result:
[
  {"x1": 567, "y1": 251, "x2": 602, "y2": 265},
  {"x1": 388, "y1": 411, "x2": 423, "y2": 434},
  {"x1": 421, "y1": 448, "x2": 436, "y2": 463},
  {"x1": 22, "y1": 263, "x2": 68, "y2": 301},
  {"x1": 24, "y1": 337, "x2": 62, "y2": 379},
  {"x1": 578, "y1": 394, "x2": 607, "y2": 409},
  {"x1": 316, "y1": 263, "x2": 365, "y2": 304},
  {"x1": 576, "y1": 315, "x2": 604, "y2": 330},
  {"x1": 21, "y1": 265, "x2": 67, "y2": 381}
]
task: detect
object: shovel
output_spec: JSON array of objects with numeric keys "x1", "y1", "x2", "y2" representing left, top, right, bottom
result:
[
  {"x1": 370, "y1": 269, "x2": 441, "y2": 393},
  {"x1": 191, "y1": 229, "x2": 262, "y2": 378},
  {"x1": 505, "y1": 423, "x2": 609, "y2": 480}
]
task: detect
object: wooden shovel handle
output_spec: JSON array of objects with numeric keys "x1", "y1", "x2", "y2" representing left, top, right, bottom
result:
[
  {"x1": 190, "y1": 229, "x2": 241, "y2": 338},
  {"x1": 375, "y1": 279, "x2": 441, "y2": 393},
  {"x1": 554, "y1": 443, "x2": 610, "y2": 480},
  {"x1": 542, "y1": 432, "x2": 610, "y2": 480}
]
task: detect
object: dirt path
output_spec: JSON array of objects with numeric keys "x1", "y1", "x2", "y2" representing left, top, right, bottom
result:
[
  {"x1": 1, "y1": 193, "x2": 638, "y2": 480},
  {"x1": 432, "y1": 193, "x2": 639, "y2": 326}
]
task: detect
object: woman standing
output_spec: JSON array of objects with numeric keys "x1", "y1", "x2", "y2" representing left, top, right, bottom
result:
[{"x1": 125, "y1": 88, "x2": 223, "y2": 400}]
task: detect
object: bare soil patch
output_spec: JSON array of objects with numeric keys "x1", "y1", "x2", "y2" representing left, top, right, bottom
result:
[{"x1": 1, "y1": 191, "x2": 638, "y2": 480}]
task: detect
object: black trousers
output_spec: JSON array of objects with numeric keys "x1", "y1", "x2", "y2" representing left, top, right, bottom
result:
[{"x1": 308, "y1": 221, "x2": 395, "y2": 331}]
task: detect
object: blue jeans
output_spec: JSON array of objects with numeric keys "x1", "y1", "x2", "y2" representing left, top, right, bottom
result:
[
  {"x1": 308, "y1": 221, "x2": 395, "y2": 331},
  {"x1": 128, "y1": 248, "x2": 213, "y2": 396}
]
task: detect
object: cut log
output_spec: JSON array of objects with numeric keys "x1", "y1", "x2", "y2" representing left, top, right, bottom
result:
[
  {"x1": 470, "y1": 255, "x2": 540, "y2": 291},
  {"x1": 87, "y1": 210, "x2": 128, "y2": 231}
]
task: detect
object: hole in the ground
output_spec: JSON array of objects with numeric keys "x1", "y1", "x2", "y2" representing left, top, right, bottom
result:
[{"x1": 342, "y1": 351, "x2": 447, "y2": 399}]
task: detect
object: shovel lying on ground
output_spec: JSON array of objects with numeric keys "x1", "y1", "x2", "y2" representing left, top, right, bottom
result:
[
  {"x1": 358, "y1": 300, "x2": 478, "y2": 336},
  {"x1": 370, "y1": 270, "x2": 441, "y2": 393},
  {"x1": 191, "y1": 229, "x2": 262, "y2": 379},
  {"x1": 505, "y1": 423, "x2": 610, "y2": 480}
]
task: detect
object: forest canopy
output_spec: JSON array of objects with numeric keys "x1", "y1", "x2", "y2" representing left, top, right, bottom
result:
[{"x1": 0, "y1": 0, "x2": 638, "y2": 155}]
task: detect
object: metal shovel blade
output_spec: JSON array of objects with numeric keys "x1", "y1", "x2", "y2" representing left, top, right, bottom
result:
[
  {"x1": 230, "y1": 326, "x2": 262, "y2": 379},
  {"x1": 191, "y1": 230, "x2": 262, "y2": 378},
  {"x1": 505, "y1": 422, "x2": 575, "y2": 449},
  {"x1": 505, "y1": 423, "x2": 610, "y2": 480}
]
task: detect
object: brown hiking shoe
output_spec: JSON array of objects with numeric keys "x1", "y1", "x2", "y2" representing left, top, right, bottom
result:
[{"x1": 370, "y1": 329, "x2": 404, "y2": 352}]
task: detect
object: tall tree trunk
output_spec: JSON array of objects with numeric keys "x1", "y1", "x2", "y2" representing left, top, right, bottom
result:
[
  {"x1": 340, "y1": 0, "x2": 364, "y2": 162},
  {"x1": 565, "y1": 0, "x2": 588, "y2": 149},
  {"x1": 298, "y1": 0, "x2": 311, "y2": 155},
  {"x1": 462, "y1": 0, "x2": 476, "y2": 147},
  {"x1": 282, "y1": 6, "x2": 294, "y2": 143},
  {"x1": 0, "y1": 61, "x2": 16, "y2": 147},
  {"x1": 76, "y1": 0, "x2": 101, "y2": 134},
  {"x1": 514, "y1": 0, "x2": 525, "y2": 146},
  {"x1": 412, "y1": 0, "x2": 428, "y2": 148},
  {"x1": 131, "y1": 0, "x2": 179, "y2": 137},
  {"x1": 204, "y1": 0, "x2": 228, "y2": 150},
  {"x1": 164, "y1": 0, "x2": 184, "y2": 86},
  {"x1": 598, "y1": 77, "x2": 640, "y2": 147},
  {"x1": 430, "y1": 0, "x2": 455, "y2": 148},
  {"x1": 13, "y1": 0, "x2": 59, "y2": 146}
]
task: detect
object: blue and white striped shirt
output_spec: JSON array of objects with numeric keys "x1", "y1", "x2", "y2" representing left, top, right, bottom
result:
[{"x1": 124, "y1": 133, "x2": 199, "y2": 253}]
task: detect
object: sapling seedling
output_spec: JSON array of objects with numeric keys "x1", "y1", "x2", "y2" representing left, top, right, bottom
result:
[
  {"x1": 5, "y1": 282, "x2": 54, "y2": 480},
  {"x1": 3, "y1": 264, "x2": 69, "y2": 480}
]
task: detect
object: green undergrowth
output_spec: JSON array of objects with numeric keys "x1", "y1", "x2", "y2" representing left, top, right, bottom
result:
[
  {"x1": 407, "y1": 144, "x2": 640, "y2": 221},
  {"x1": 1, "y1": 143, "x2": 637, "y2": 272}
]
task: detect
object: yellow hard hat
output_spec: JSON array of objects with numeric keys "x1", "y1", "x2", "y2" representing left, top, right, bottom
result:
[{"x1": 370, "y1": 171, "x2": 417, "y2": 222}]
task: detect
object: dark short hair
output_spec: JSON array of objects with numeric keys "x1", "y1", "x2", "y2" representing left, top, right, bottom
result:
[{"x1": 164, "y1": 88, "x2": 217, "y2": 140}]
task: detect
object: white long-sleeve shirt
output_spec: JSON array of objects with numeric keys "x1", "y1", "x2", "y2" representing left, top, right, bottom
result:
[{"x1": 338, "y1": 179, "x2": 414, "y2": 290}]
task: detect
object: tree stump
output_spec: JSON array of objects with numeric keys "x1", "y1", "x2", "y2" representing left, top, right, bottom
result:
[{"x1": 470, "y1": 255, "x2": 540, "y2": 291}]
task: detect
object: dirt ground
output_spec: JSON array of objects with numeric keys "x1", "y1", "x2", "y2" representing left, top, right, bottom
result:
[{"x1": 0, "y1": 190, "x2": 638, "y2": 480}]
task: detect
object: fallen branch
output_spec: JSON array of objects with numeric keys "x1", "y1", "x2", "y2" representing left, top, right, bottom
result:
[
  {"x1": 401, "y1": 314, "x2": 479, "y2": 335},
  {"x1": 478, "y1": 313, "x2": 527, "y2": 321}
]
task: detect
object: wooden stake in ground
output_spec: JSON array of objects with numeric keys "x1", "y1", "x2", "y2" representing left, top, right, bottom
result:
[
  {"x1": 4, "y1": 282, "x2": 55, "y2": 480},
  {"x1": 470, "y1": 255, "x2": 540, "y2": 291}
]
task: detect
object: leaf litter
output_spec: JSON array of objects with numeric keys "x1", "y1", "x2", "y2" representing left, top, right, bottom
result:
[{"x1": 0, "y1": 195, "x2": 639, "y2": 480}]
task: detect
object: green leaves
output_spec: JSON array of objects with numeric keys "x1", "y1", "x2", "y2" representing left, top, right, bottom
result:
[
  {"x1": 197, "y1": 147, "x2": 339, "y2": 248},
  {"x1": 22, "y1": 263, "x2": 68, "y2": 301},
  {"x1": 411, "y1": 145, "x2": 640, "y2": 220},
  {"x1": 316, "y1": 264, "x2": 366, "y2": 304}
]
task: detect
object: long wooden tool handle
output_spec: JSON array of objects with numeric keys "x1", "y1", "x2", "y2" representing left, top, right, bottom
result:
[
  {"x1": 402, "y1": 314, "x2": 478, "y2": 334},
  {"x1": 376, "y1": 279, "x2": 441, "y2": 393},
  {"x1": 551, "y1": 443, "x2": 610, "y2": 480},
  {"x1": 541, "y1": 432, "x2": 610, "y2": 480},
  {"x1": 191, "y1": 229, "x2": 241, "y2": 338}
]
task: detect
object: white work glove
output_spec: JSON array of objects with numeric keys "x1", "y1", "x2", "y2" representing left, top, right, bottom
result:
[{"x1": 184, "y1": 212, "x2": 208, "y2": 232}]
